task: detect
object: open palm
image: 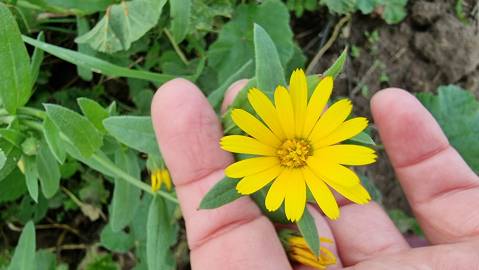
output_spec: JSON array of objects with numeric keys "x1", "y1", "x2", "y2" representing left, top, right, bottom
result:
[{"x1": 151, "y1": 78, "x2": 479, "y2": 270}]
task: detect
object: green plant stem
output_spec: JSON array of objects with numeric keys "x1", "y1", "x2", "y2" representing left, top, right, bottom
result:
[
  {"x1": 21, "y1": 119, "x2": 179, "y2": 204},
  {"x1": 164, "y1": 28, "x2": 189, "y2": 65},
  {"x1": 21, "y1": 119, "x2": 43, "y2": 131},
  {"x1": 18, "y1": 107, "x2": 46, "y2": 119},
  {"x1": 91, "y1": 154, "x2": 178, "y2": 203},
  {"x1": 306, "y1": 14, "x2": 351, "y2": 74}
]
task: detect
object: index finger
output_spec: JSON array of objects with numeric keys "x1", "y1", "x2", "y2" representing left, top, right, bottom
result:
[{"x1": 151, "y1": 78, "x2": 291, "y2": 269}]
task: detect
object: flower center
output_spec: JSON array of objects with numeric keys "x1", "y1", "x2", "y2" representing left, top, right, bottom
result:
[{"x1": 277, "y1": 138, "x2": 312, "y2": 168}]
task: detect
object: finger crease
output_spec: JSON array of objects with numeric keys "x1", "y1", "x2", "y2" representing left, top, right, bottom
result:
[
  {"x1": 394, "y1": 143, "x2": 451, "y2": 170},
  {"x1": 189, "y1": 214, "x2": 265, "y2": 251}
]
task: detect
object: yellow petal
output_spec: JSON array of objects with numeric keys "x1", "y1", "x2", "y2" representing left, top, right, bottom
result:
[
  {"x1": 328, "y1": 182, "x2": 371, "y2": 205},
  {"x1": 308, "y1": 99, "x2": 352, "y2": 143},
  {"x1": 231, "y1": 109, "x2": 281, "y2": 147},
  {"x1": 307, "y1": 156, "x2": 360, "y2": 187},
  {"x1": 161, "y1": 170, "x2": 172, "y2": 191},
  {"x1": 289, "y1": 69, "x2": 308, "y2": 136},
  {"x1": 302, "y1": 76, "x2": 333, "y2": 137},
  {"x1": 236, "y1": 165, "x2": 283, "y2": 195},
  {"x1": 220, "y1": 135, "x2": 276, "y2": 156},
  {"x1": 284, "y1": 169, "x2": 306, "y2": 222},
  {"x1": 265, "y1": 169, "x2": 291, "y2": 211},
  {"x1": 274, "y1": 86, "x2": 295, "y2": 139},
  {"x1": 151, "y1": 173, "x2": 158, "y2": 192},
  {"x1": 314, "y1": 117, "x2": 368, "y2": 148},
  {"x1": 314, "y1": 144, "x2": 377, "y2": 165},
  {"x1": 248, "y1": 88, "x2": 285, "y2": 139},
  {"x1": 290, "y1": 253, "x2": 326, "y2": 269},
  {"x1": 303, "y1": 167, "x2": 339, "y2": 220},
  {"x1": 225, "y1": 157, "x2": 279, "y2": 178}
]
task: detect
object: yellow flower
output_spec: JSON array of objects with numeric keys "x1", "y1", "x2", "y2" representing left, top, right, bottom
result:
[
  {"x1": 220, "y1": 69, "x2": 376, "y2": 221},
  {"x1": 151, "y1": 169, "x2": 172, "y2": 192},
  {"x1": 287, "y1": 235, "x2": 337, "y2": 269}
]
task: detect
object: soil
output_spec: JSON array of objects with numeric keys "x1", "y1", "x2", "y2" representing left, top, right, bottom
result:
[{"x1": 304, "y1": 0, "x2": 479, "y2": 212}]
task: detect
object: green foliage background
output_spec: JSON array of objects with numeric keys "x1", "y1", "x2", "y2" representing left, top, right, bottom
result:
[{"x1": 0, "y1": 0, "x2": 477, "y2": 269}]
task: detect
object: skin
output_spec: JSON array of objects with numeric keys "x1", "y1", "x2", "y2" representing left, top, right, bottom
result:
[{"x1": 151, "y1": 78, "x2": 479, "y2": 270}]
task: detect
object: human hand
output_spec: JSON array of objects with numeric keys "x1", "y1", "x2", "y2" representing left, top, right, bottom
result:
[{"x1": 151, "y1": 78, "x2": 479, "y2": 270}]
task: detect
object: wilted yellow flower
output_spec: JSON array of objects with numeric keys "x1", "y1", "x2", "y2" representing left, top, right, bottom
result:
[
  {"x1": 151, "y1": 169, "x2": 172, "y2": 192},
  {"x1": 287, "y1": 235, "x2": 336, "y2": 269},
  {"x1": 220, "y1": 69, "x2": 376, "y2": 221}
]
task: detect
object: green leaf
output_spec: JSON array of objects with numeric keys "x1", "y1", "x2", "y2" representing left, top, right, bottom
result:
[
  {"x1": 0, "y1": 169, "x2": 27, "y2": 203},
  {"x1": 147, "y1": 196, "x2": 175, "y2": 270},
  {"x1": 0, "y1": 129, "x2": 26, "y2": 147},
  {"x1": 356, "y1": 0, "x2": 378, "y2": 14},
  {"x1": 417, "y1": 85, "x2": 479, "y2": 173},
  {"x1": 77, "y1": 97, "x2": 109, "y2": 133},
  {"x1": 0, "y1": 148, "x2": 6, "y2": 170},
  {"x1": 30, "y1": 32, "x2": 45, "y2": 86},
  {"x1": 7, "y1": 221, "x2": 35, "y2": 270},
  {"x1": 349, "y1": 131, "x2": 375, "y2": 145},
  {"x1": 320, "y1": 0, "x2": 356, "y2": 14},
  {"x1": 324, "y1": 47, "x2": 348, "y2": 78},
  {"x1": 42, "y1": 116, "x2": 66, "y2": 164},
  {"x1": 22, "y1": 35, "x2": 176, "y2": 84},
  {"x1": 360, "y1": 174, "x2": 382, "y2": 203},
  {"x1": 297, "y1": 207, "x2": 320, "y2": 256},
  {"x1": 306, "y1": 48, "x2": 349, "y2": 95},
  {"x1": 75, "y1": 0, "x2": 167, "y2": 53},
  {"x1": 45, "y1": 104, "x2": 103, "y2": 158},
  {"x1": 0, "y1": 139, "x2": 22, "y2": 182},
  {"x1": 199, "y1": 177, "x2": 241, "y2": 209},
  {"x1": 100, "y1": 223, "x2": 134, "y2": 253},
  {"x1": 207, "y1": 0, "x2": 294, "y2": 83},
  {"x1": 169, "y1": 0, "x2": 191, "y2": 43},
  {"x1": 24, "y1": 155, "x2": 39, "y2": 203},
  {"x1": 188, "y1": 0, "x2": 233, "y2": 35},
  {"x1": 76, "y1": 17, "x2": 94, "y2": 81},
  {"x1": 0, "y1": 3, "x2": 32, "y2": 113},
  {"x1": 381, "y1": 0, "x2": 408, "y2": 24},
  {"x1": 254, "y1": 24, "x2": 286, "y2": 92},
  {"x1": 27, "y1": 0, "x2": 115, "y2": 15},
  {"x1": 35, "y1": 250, "x2": 56, "y2": 270},
  {"x1": 208, "y1": 60, "x2": 253, "y2": 112},
  {"x1": 388, "y1": 209, "x2": 423, "y2": 236},
  {"x1": 103, "y1": 116, "x2": 160, "y2": 156},
  {"x1": 36, "y1": 140, "x2": 60, "y2": 198},
  {"x1": 63, "y1": 141, "x2": 115, "y2": 178},
  {"x1": 110, "y1": 149, "x2": 141, "y2": 232}
]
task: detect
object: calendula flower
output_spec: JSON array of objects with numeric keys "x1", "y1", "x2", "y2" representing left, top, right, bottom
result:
[
  {"x1": 286, "y1": 234, "x2": 337, "y2": 269},
  {"x1": 220, "y1": 69, "x2": 376, "y2": 221},
  {"x1": 151, "y1": 168, "x2": 172, "y2": 192}
]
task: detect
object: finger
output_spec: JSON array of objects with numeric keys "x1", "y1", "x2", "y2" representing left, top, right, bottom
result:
[
  {"x1": 328, "y1": 202, "x2": 409, "y2": 266},
  {"x1": 152, "y1": 78, "x2": 291, "y2": 270},
  {"x1": 344, "y1": 240, "x2": 479, "y2": 270},
  {"x1": 295, "y1": 205, "x2": 343, "y2": 270},
  {"x1": 371, "y1": 88, "x2": 479, "y2": 244},
  {"x1": 221, "y1": 79, "x2": 249, "y2": 113}
]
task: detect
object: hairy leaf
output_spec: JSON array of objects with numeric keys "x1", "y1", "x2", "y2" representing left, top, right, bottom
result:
[
  {"x1": 417, "y1": 85, "x2": 479, "y2": 173},
  {"x1": 7, "y1": 221, "x2": 36, "y2": 270},
  {"x1": 75, "y1": 0, "x2": 167, "y2": 53},
  {"x1": 207, "y1": 0, "x2": 293, "y2": 83},
  {"x1": 0, "y1": 3, "x2": 32, "y2": 113}
]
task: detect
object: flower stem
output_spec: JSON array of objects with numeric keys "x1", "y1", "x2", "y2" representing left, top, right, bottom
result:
[
  {"x1": 18, "y1": 107, "x2": 47, "y2": 120},
  {"x1": 91, "y1": 153, "x2": 179, "y2": 204},
  {"x1": 21, "y1": 119, "x2": 179, "y2": 204},
  {"x1": 164, "y1": 28, "x2": 189, "y2": 66}
]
